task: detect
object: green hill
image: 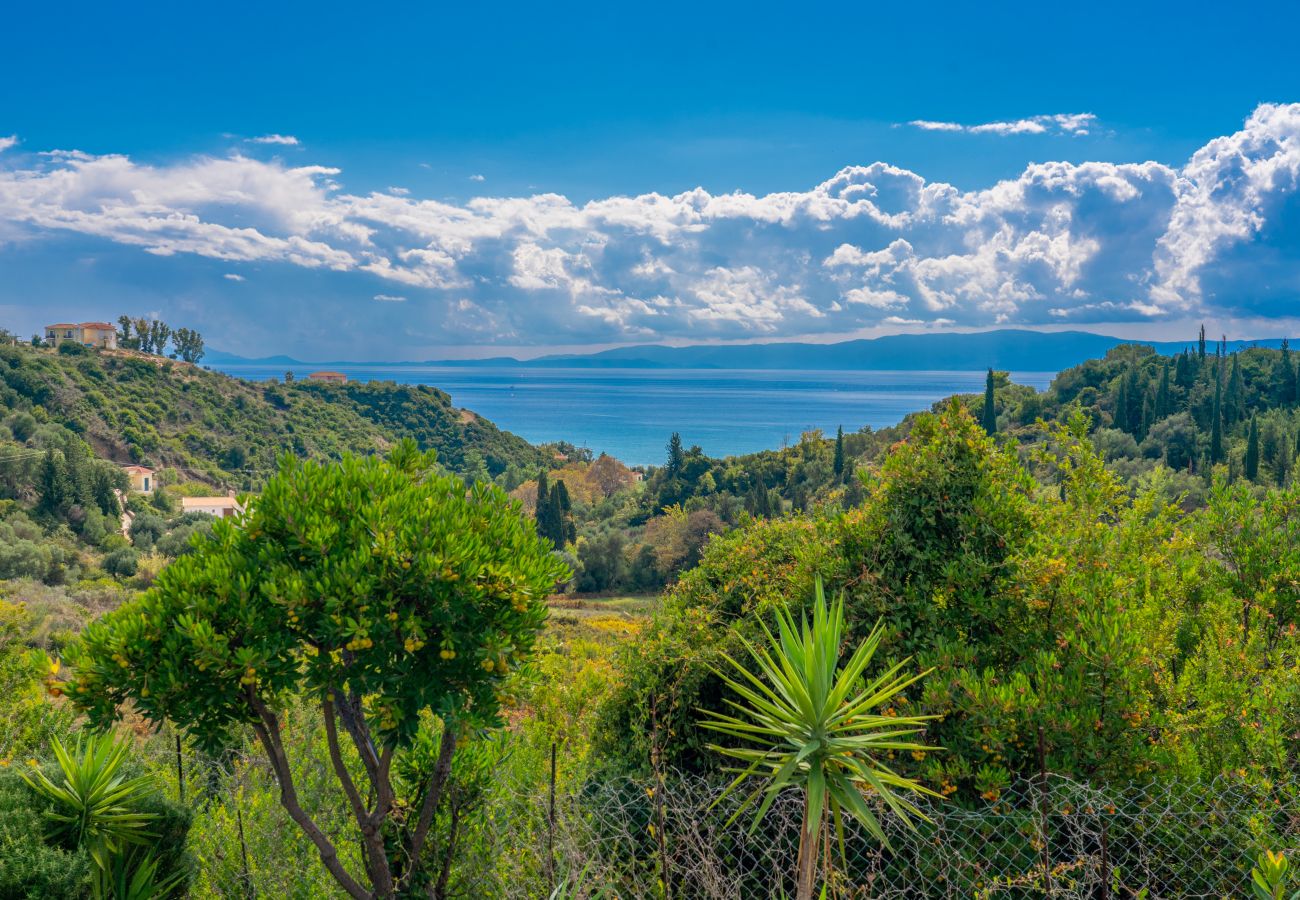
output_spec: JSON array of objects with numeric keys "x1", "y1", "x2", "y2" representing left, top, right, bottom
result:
[{"x1": 0, "y1": 342, "x2": 546, "y2": 489}]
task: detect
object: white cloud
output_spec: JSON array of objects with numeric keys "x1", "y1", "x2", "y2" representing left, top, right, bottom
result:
[
  {"x1": 247, "y1": 134, "x2": 300, "y2": 146},
  {"x1": 908, "y1": 113, "x2": 1097, "y2": 137},
  {"x1": 469, "y1": 174, "x2": 485, "y2": 182},
  {"x1": 223, "y1": 273, "x2": 245, "y2": 281},
  {"x1": 0, "y1": 104, "x2": 1297, "y2": 347},
  {"x1": 373, "y1": 293, "x2": 407, "y2": 302},
  {"x1": 0, "y1": 136, "x2": 17, "y2": 153}
]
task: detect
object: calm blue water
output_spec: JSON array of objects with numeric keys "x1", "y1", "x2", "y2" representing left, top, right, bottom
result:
[{"x1": 210, "y1": 365, "x2": 1054, "y2": 465}]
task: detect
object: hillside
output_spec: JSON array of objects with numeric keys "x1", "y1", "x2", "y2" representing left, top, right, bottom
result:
[{"x1": 0, "y1": 342, "x2": 546, "y2": 490}]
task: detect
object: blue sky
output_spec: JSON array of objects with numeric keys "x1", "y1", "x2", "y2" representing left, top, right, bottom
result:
[{"x1": 2, "y1": 0, "x2": 1299, "y2": 360}]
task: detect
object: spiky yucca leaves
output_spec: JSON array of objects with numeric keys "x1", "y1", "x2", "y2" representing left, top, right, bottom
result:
[
  {"x1": 699, "y1": 575, "x2": 939, "y2": 900},
  {"x1": 21, "y1": 732, "x2": 157, "y2": 866}
]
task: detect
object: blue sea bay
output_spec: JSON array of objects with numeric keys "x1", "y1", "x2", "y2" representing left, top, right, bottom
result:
[{"x1": 209, "y1": 365, "x2": 1055, "y2": 466}]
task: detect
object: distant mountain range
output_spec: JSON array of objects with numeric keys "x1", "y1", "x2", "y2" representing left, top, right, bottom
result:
[{"x1": 206, "y1": 330, "x2": 1290, "y2": 373}]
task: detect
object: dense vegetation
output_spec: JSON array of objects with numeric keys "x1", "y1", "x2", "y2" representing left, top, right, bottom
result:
[
  {"x1": 2, "y1": 325, "x2": 1300, "y2": 896},
  {"x1": 0, "y1": 336, "x2": 546, "y2": 492},
  {"x1": 595, "y1": 402, "x2": 1300, "y2": 802}
]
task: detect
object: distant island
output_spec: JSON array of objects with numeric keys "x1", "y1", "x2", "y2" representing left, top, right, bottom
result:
[{"x1": 205, "y1": 329, "x2": 1289, "y2": 372}]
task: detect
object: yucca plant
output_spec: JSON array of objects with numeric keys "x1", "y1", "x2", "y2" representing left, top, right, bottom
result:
[
  {"x1": 21, "y1": 732, "x2": 157, "y2": 868},
  {"x1": 94, "y1": 847, "x2": 187, "y2": 900},
  {"x1": 700, "y1": 575, "x2": 940, "y2": 900}
]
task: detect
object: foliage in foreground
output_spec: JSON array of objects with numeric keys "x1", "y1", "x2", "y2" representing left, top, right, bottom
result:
[
  {"x1": 598, "y1": 402, "x2": 1300, "y2": 800},
  {"x1": 702, "y1": 576, "x2": 937, "y2": 900},
  {"x1": 67, "y1": 439, "x2": 568, "y2": 898}
]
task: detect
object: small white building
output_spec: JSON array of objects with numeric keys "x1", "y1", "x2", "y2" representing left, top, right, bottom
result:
[
  {"x1": 182, "y1": 496, "x2": 243, "y2": 518},
  {"x1": 122, "y1": 465, "x2": 155, "y2": 494}
]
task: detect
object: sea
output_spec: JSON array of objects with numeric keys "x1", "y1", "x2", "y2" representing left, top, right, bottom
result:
[{"x1": 208, "y1": 365, "x2": 1056, "y2": 466}]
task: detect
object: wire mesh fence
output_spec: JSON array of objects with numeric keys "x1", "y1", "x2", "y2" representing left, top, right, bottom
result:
[
  {"x1": 458, "y1": 771, "x2": 1300, "y2": 899},
  {"x1": 150, "y1": 733, "x2": 1300, "y2": 899}
]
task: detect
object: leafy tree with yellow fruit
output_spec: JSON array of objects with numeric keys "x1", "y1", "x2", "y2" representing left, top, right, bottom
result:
[{"x1": 65, "y1": 439, "x2": 568, "y2": 899}]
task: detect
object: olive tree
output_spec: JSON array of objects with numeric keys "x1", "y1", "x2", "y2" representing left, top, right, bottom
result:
[{"x1": 67, "y1": 440, "x2": 568, "y2": 898}]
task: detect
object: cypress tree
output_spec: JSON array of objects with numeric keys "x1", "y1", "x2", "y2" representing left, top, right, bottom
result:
[
  {"x1": 1226, "y1": 354, "x2": 1244, "y2": 425},
  {"x1": 554, "y1": 479, "x2": 575, "y2": 544},
  {"x1": 1210, "y1": 374, "x2": 1224, "y2": 464},
  {"x1": 833, "y1": 425, "x2": 845, "y2": 477},
  {"x1": 1198, "y1": 324, "x2": 1206, "y2": 360},
  {"x1": 981, "y1": 369, "x2": 997, "y2": 436},
  {"x1": 547, "y1": 491, "x2": 566, "y2": 547},
  {"x1": 1114, "y1": 376, "x2": 1129, "y2": 434},
  {"x1": 666, "y1": 432, "x2": 684, "y2": 475},
  {"x1": 535, "y1": 471, "x2": 553, "y2": 542},
  {"x1": 1174, "y1": 351, "x2": 1194, "y2": 390},
  {"x1": 1277, "y1": 339, "x2": 1298, "y2": 406},
  {"x1": 37, "y1": 449, "x2": 71, "y2": 516},
  {"x1": 1156, "y1": 361, "x2": 1171, "y2": 419},
  {"x1": 1246, "y1": 416, "x2": 1261, "y2": 481}
]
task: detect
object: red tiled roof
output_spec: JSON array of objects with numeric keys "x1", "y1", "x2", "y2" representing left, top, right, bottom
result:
[
  {"x1": 122, "y1": 465, "x2": 155, "y2": 474},
  {"x1": 79, "y1": 322, "x2": 116, "y2": 330},
  {"x1": 45, "y1": 323, "x2": 77, "y2": 329},
  {"x1": 309, "y1": 371, "x2": 346, "y2": 377}
]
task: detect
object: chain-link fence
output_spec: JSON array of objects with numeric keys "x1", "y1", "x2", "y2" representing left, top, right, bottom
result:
[
  {"x1": 152, "y1": 734, "x2": 1300, "y2": 898},
  {"x1": 457, "y1": 772, "x2": 1300, "y2": 899}
]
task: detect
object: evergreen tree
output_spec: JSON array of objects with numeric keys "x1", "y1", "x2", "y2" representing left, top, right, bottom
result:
[
  {"x1": 833, "y1": 425, "x2": 845, "y2": 477},
  {"x1": 1114, "y1": 375, "x2": 1130, "y2": 434},
  {"x1": 1174, "y1": 351, "x2": 1194, "y2": 390},
  {"x1": 1210, "y1": 373, "x2": 1224, "y2": 464},
  {"x1": 1198, "y1": 324, "x2": 1206, "y2": 360},
  {"x1": 1276, "y1": 339, "x2": 1298, "y2": 406},
  {"x1": 1156, "y1": 361, "x2": 1171, "y2": 419},
  {"x1": 981, "y1": 369, "x2": 997, "y2": 436},
  {"x1": 36, "y1": 449, "x2": 71, "y2": 516},
  {"x1": 553, "y1": 479, "x2": 575, "y2": 544},
  {"x1": 1226, "y1": 354, "x2": 1244, "y2": 425},
  {"x1": 666, "y1": 432, "x2": 685, "y2": 476},
  {"x1": 1278, "y1": 434, "x2": 1293, "y2": 487},
  {"x1": 1245, "y1": 415, "x2": 1261, "y2": 481},
  {"x1": 534, "y1": 471, "x2": 553, "y2": 543}
]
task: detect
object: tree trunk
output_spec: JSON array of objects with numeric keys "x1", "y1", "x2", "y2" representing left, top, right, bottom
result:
[{"x1": 796, "y1": 794, "x2": 819, "y2": 900}]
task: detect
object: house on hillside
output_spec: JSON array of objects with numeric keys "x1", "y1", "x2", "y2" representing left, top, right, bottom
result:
[
  {"x1": 182, "y1": 496, "x2": 243, "y2": 518},
  {"x1": 44, "y1": 322, "x2": 118, "y2": 350},
  {"x1": 122, "y1": 465, "x2": 155, "y2": 493},
  {"x1": 307, "y1": 371, "x2": 347, "y2": 383}
]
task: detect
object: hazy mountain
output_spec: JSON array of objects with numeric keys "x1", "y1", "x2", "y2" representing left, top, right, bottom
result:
[{"x1": 207, "y1": 330, "x2": 1289, "y2": 372}]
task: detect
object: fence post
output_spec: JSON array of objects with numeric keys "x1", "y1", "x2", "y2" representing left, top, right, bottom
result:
[
  {"x1": 650, "y1": 701, "x2": 673, "y2": 900},
  {"x1": 176, "y1": 732, "x2": 185, "y2": 803},
  {"x1": 236, "y1": 793, "x2": 255, "y2": 900},
  {"x1": 547, "y1": 741, "x2": 557, "y2": 887},
  {"x1": 1037, "y1": 726, "x2": 1053, "y2": 896}
]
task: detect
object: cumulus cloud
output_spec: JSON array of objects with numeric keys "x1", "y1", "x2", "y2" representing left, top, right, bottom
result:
[
  {"x1": 469, "y1": 174, "x2": 485, "y2": 182},
  {"x1": 0, "y1": 136, "x2": 17, "y2": 153},
  {"x1": 0, "y1": 104, "x2": 1298, "y2": 347},
  {"x1": 908, "y1": 113, "x2": 1097, "y2": 136},
  {"x1": 223, "y1": 273, "x2": 245, "y2": 281},
  {"x1": 247, "y1": 134, "x2": 300, "y2": 146}
]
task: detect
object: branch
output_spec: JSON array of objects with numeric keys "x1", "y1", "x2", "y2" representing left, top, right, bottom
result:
[
  {"x1": 325, "y1": 692, "x2": 396, "y2": 896},
  {"x1": 246, "y1": 690, "x2": 371, "y2": 900},
  {"x1": 323, "y1": 694, "x2": 369, "y2": 824},
  {"x1": 398, "y1": 722, "x2": 457, "y2": 892}
]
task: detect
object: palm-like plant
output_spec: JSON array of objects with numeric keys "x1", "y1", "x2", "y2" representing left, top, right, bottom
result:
[
  {"x1": 21, "y1": 732, "x2": 157, "y2": 868},
  {"x1": 700, "y1": 575, "x2": 940, "y2": 900}
]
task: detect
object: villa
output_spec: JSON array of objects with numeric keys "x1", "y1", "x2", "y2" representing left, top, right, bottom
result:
[
  {"x1": 182, "y1": 496, "x2": 243, "y2": 518},
  {"x1": 44, "y1": 322, "x2": 118, "y2": 350},
  {"x1": 307, "y1": 371, "x2": 348, "y2": 383},
  {"x1": 122, "y1": 465, "x2": 155, "y2": 493}
]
